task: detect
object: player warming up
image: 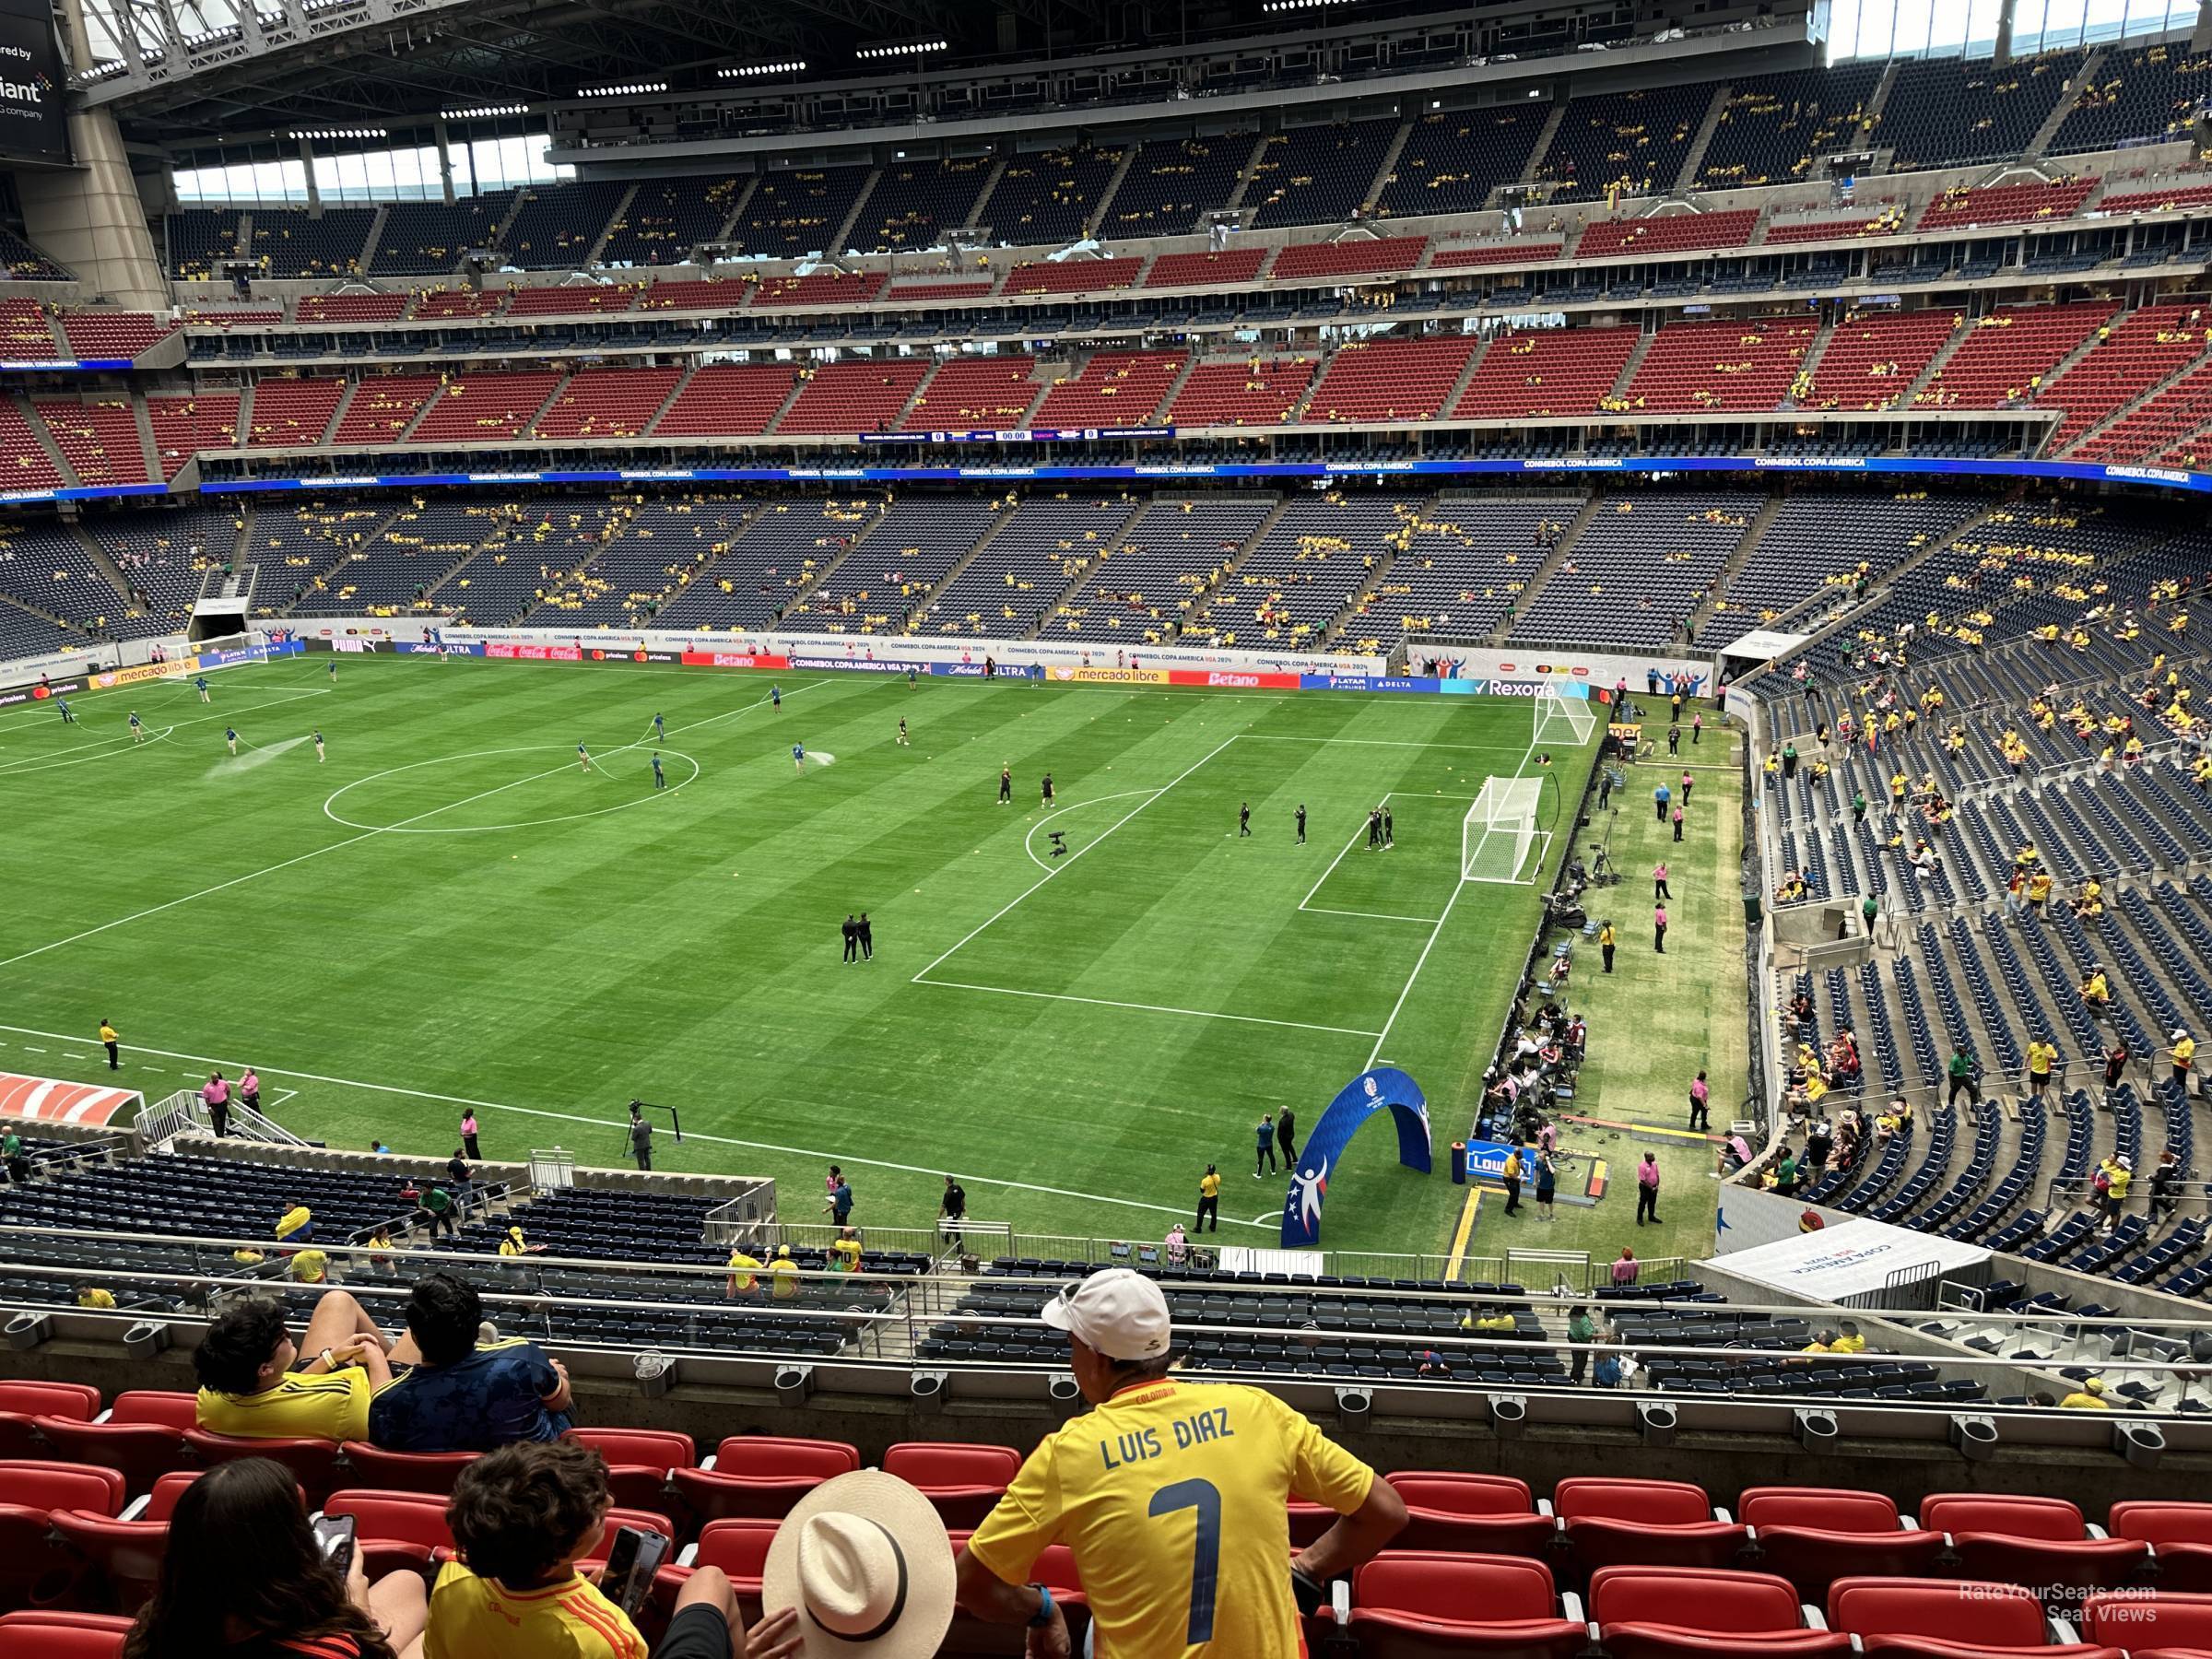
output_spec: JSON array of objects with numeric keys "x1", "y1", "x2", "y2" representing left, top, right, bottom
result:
[
  {"x1": 328, "y1": 656, "x2": 338, "y2": 682},
  {"x1": 129, "y1": 711, "x2": 145, "y2": 744},
  {"x1": 54, "y1": 697, "x2": 72, "y2": 724},
  {"x1": 793, "y1": 741, "x2": 806, "y2": 776},
  {"x1": 771, "y1": 684, "x2": 782, "y2": 711},
  {"x1": 1041, "y1": 771, "x2": 1055, "y2": 806},
  {"x1": 312, "y1": 728, "x2": 325, "y2": 763},
  {"x1": 652, "y1": 712, "x2": 665, "y2": 744},
  {"x1": 577, "y1": 741, "x2": 592, "y2": 773},
  {"x1": 225, "y1": 725, "x2": 239, "y2": 757},
  {"x1": 998, "y1": 764, "x2": 1012, "y2": 805},
  {"x1": 897, "y1": 717, "x2": 910, "y2": 747},
  {"x1": 1296, "y1": 803, "x2": 1307, "y2": 844},
  {"x1": 1240, "y1": 802, "x2": 1252, "y2": 837},
  {"x1": 195, "y1": 675, "x2": 211, "y2": 703},
  {"x1": 652, "y1": 753, "x2": 666, "y2": 791}
]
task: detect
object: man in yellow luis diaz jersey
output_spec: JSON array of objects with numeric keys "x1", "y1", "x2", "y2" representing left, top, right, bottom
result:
[{"x1": 956, "y1": 1268, "x2": 1406, "y2": 1656}]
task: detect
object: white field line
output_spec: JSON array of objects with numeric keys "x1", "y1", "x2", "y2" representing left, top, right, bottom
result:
[
  {"x1": 0, "y1": 1019, "x2": 1271, "y2": 1230},
  {"x1": 1236, "y1": 735, "x2": 1526, "y2": 751},
  {"x1": 1362, "y1": 734, "x2": 1545, "y2": 1072},
  {"x1": 0, "y1": 681, "x2": 832, "y2": 973},
  {"x1": 917, "y1": 979, "x2": 1382, "y2": 1039},
  {"x1": 911, "y1": 733, "x2": 1239, "y2": 984},
  {"x1": 1301, "y1": 907, "x2": 1440, "y2": 924},
  {"x1": 1020, "y1": 788, "x2": 1164, "y2": 873},
  {"x1": 0, "y1": 688, "x2": 332, "y2": 775}
]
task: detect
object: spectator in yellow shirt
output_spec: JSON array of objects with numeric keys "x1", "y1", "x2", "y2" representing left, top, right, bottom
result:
[
  {"x1": 275, "y1": 1202, "x2": 313, "y2": 1245},
  {"x1": 2025, "y1": 1039, "x2": 2057, "y2": 1100},
  {"x1": 426, "y1": 1440, "x2": 783, "y2": 1659},
  {"x1": 2059, "y1": 1377, "x2": 2112, "y2": 1409},
  {"x1": 769, "y1": 1245, "x2": 800, "y2": 1301},
  {"x1": 1829, "y1": 1321, "x2": 1867, "y2": 1354},
  {"x1": 194, "y1": 1289, "x2": 409, "y2": 1441},
  {"x1": 725, "y1": 1247, "x2": 761, "y2": 1299},
  {"x1": 830, "y1": 1227, "x2": 864, "y2": 1275},
  {"x1": 2170, "y1": 1028, "x2": 2198, "y2": 1091}
]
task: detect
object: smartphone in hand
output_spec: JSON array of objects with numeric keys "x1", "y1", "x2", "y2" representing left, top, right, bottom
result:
[
  {"x1": 598, "y1": 1525, "x2": 671, "y2": 1618},
  {"x1": 312, "y1": 1513, "x2": 358, "y2": 1578}
]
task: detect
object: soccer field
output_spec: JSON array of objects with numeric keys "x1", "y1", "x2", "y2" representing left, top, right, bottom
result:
[{"x1": 0, "y1": 653, "x2": 1597, "y2": 1260}]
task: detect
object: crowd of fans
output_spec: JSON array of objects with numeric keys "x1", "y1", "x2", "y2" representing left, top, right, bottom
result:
[{"x1": 150, "y1": 1266, "x2": 1411, "y2": 1658}]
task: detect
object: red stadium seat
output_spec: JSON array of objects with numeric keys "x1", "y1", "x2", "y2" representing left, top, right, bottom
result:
[
  {"x1": 45, "y1": 1512, "x2": 169, "y2": 1613},
  {"x1": 883, "y1": 1442, "x2": 1022, "y2": 1531},
  {"x1": 1740, "y1": 1487, "x2": 1947, "y2": 1595},
  {"x1": 1917, "y1": 1495, "x2": 2148, "y2": 1600},
  {"x1": 0, "y1": 1461, "x2": 127, "y2": 1517},
  {"x1": 2081, "y1": 1589, "x2": 2212, "y2": 1657},
  {"x1": 1592, "y1": 1564, "x2": 1849, "y2": 1659},
  {"x1": 942, "y1": 1532, "x2": 1085, "y2": 1658},
  {"x1": 140, "y1": 1469, "x2": 303, "y2": 1523},
  {"x1": 35, "y1": 1413, "x2": 192, "y2": 1498},
  {"x1": 0, "y1": 1462, "x2": 127, "y2": 1612},
  {"x1": 1288, "y1": 1499, "x2": 1335, "y2": 1548},
  {"x1": 182, "y1": 1428, "x2": 345, "y2": 1508},
  {"x1": 340, "y1": 1442, "x2": 479, "y2": 1496},
  {"x1": 0, "y1": 1609, "x2": 135, "y2": 1657},
  {"x1": 1554, "y1": 1478, "x2": 1748, "y2": 1576},
  {"x1": 649, "y1": 1518, "x2": 781, "y2": 1634},
  {"x1": 325, "y1": 1488, "x2": 453, "y2": 1579},
  {"x1": 563, "y1": 1427, "x2": 695, "y2": 1510},
  {"x1": 1342, "y1": 1551, "x2": 1589, "y2": 1659},
  {"x1": 109, "y1": 1394, "x2": 198, "y2": 1431},
  {"x1": 1828, "y1": 1576, "x2": 2123, "y2": 1659},
  {"x1": 0, "y1": 1380, "x2": 101, "y2": 1457},
  {"x1": 1384, "y1": 1474, "x2": 1559, "y2": 1558},
  {"x1": 670, "y1": 1436, "x2": 860, "y2": 1524},
  {"x1": 2107, "y1": 1502, "x2": 2212, "y2": 1593}
]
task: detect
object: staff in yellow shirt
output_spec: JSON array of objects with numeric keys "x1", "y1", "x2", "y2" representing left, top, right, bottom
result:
[
  {"x1": 2169, "y1": 1028, "x2": 2198, "y2": 1092},
  {"x1": 98, "y1": 1018, "x2": 120, "y2": 1070},
  {"x1": 956, "y1": 1270, "x2": 1407, "y2": 1656},
  {"x1": 1195, "y1": 1163, "x2": 1222, "y2": 1232}
]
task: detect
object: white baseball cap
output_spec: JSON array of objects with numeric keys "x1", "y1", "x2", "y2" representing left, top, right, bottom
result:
[{"x1": 1041, "y1": 1267, "x2": 1172, "y2": 1362}]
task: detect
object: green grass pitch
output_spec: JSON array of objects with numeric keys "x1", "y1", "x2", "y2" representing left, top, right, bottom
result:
[{"x1": 0, "y1": 654, "x2": 1639, "y2": 1262}]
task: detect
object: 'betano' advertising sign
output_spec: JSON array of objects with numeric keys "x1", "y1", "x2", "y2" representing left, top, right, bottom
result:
[{"x1": 0, "y1": 0, "x2": 67, "y2": 164}]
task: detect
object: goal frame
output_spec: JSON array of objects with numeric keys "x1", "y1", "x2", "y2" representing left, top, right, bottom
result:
[
  {"x1": 1461, "y1": 775, "x2": 1550, "y2": 885},
  {"x1": 1532, "y1": 683, "x2": 1597, "y2": 748}
]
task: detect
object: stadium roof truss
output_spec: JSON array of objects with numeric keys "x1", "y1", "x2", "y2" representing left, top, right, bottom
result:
[{"x1": 65, "y1": 0, "x2": 979, "y2": 129}]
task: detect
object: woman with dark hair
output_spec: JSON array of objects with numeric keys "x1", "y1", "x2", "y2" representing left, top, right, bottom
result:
[{"x1": 123, "y1": 1456, "x2": 427, "y2": 1659}]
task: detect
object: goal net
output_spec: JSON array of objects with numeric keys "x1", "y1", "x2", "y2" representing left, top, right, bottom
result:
[
  {"x1": 1463, "y1": 776, "x2": 1546, "y2": 884},
  {"x1": 1533, "y1": 683, "x2": 1597, "y2": 747}
]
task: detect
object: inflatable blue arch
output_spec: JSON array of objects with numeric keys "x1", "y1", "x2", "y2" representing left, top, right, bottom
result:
[{"x1": 1280, "y1": 1065, "x2": 1432, "y2": 1249}]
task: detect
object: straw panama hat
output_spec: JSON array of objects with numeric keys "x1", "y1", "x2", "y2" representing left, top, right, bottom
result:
[{"x1": 760, "y1": 1470, "x2": 956, "y2": 1659}]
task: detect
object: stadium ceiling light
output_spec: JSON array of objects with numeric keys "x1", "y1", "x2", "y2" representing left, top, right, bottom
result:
[
  {"x1": 441, "y1": 102, "x2": 528, "y2": 119},
  {"x1": 718, "y1": 61, "x2": 806, "y2": 78},
  {"x1": 287, "y1": 126, "x2": 388, "y2": 139},
  {"x1": 1260, "y1": 0, "x2": 1350, "y2": 10},
  {"x1": 853, "y1": 39, "x2": 947, "y2": 60},
  {"x1": 577, "y1": 80, "x2": 668, "y2": 98}
]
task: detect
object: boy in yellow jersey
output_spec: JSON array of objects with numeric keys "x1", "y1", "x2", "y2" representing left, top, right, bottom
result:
[
  {"x1": 726, "y1": 1245, "x2": 762, "y2": 1300},
  {"x1": 428, "y1": 1439, "x2": 790, "y2": 1659},
  {"x1": 956, "y1": 1269, "x2": 1406, "y2": 1657},
  {"x1": 192, "y1": 1288, "x2": 406, "y2": 1441}
]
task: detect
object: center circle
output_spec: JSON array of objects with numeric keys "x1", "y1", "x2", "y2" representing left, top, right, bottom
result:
[{"x1": 323, "y1": 745, "x2": 700, "y2": 834}]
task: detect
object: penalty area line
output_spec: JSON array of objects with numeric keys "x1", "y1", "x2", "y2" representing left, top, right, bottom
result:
[
  {"x1": 0, "y1": 1019, "x2": 1274, "y2": 1231},
  {"x1": 912, "y1": 977, "x2": 1383, "y2": 1039}
]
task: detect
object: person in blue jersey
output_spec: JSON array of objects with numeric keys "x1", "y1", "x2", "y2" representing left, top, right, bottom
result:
[
  {"x1": 194, "y1": 674, "x2": 211, "y2": 703},
  {"x1": 313, "y1": 727, "x2": 325, "y2": 763},
  {"x1": 652, "y1": 753, "x2": 666, "y2": 791},
  {"x1": 129, "y1": 710, "x2": 145, "y2": 743},
  {"x1": 771, "y1": 684, "x2": 782, "y2": 710},
  {"x1": 652, "y1": 712, "x2": 665, "y2": 744},
  {"x1": 226, "y1": 725, "x2": 240, "y2": 757},
  {"x1": 793, "y1": 741, "x2": 806, "y2": 776},
  {"x1": 369, "y1": 1273, "x2": 572, "y2": 1453}
]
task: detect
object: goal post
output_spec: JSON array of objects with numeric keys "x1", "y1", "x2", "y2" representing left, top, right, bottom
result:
[
  {"x1": 1462, "y1": 775, "x2": 1547, "y2": 884},
  {"x1": 1533, "y1": 682, "x2": 1597, "y2": 747}
]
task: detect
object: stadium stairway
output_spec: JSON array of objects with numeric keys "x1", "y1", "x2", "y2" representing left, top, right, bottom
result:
[{"x1": 1476, "y1": 496, "x2": 1606, "y2": 646}]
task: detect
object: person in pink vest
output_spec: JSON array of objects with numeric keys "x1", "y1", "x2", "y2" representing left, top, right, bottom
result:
[
  {"x1": 1610, "y1": 1247, "x2": 1639, "y2": 1286},
  {"x1": 1635, "y1": 1152, "x2": 1662, "y2": 1225},
  {"x1": 203, "y1": 1071, "x2": 231, "y2": 1137}
]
